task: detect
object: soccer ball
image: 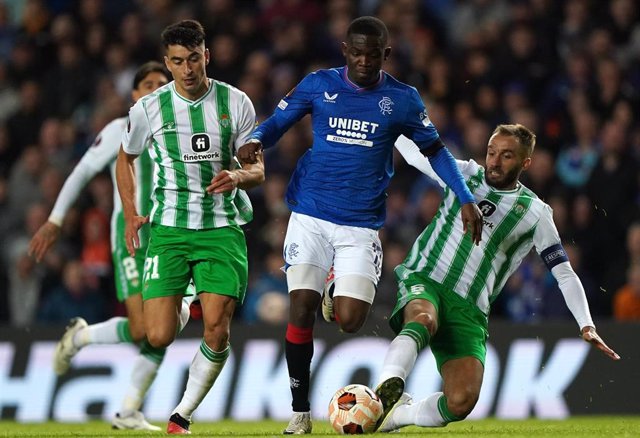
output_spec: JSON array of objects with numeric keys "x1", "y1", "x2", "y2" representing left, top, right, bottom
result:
[{"x1": 328, "y1": 384, "x2": 383, "y2": 434}]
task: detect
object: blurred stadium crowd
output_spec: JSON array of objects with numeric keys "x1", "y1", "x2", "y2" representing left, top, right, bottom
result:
[{"x1": 0, "y1": 0, "x2": 639, "y2": 328}]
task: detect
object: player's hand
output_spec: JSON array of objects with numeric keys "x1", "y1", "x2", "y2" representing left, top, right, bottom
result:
[
  {"x1": 28, "y1": 221, "x2": 61, "y2": 262},
  {"x1": 124, "y1": 215, "x2": 149, "y2": 257},
  {"x1": 207, "y1": 170, "x2": 239, "y2": 194},
  {"x1": 237, "y1": 141, "x2": 262, "y2": 164},
  {"x1": 581, "y1": 326, "x2": 620, "y2": 360},
  {"x1": 461, "y1": 203, "x2": 483, "y2": 245}
]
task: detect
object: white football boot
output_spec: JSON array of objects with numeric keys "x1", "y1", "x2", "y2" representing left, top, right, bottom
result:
[
  {"x1": 53, "y1": 317, "x2": 87, "y2": 375},
  {"x1": 321, "y1": 268, "x2": 336, "y2": 323},
  {"x1": 378, "y1": 392, "x2": 413, "y2": 433},
  {"x1": 112, "y1": 410, "x2": 161, "y2": 431},
  {"x1": 283, "y1": 411, "x2": 312, "y2": 435}
]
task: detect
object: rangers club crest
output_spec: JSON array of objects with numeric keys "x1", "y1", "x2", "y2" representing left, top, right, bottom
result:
[{"x1": 379, "y1": 97, "x2": 393, "y2": 115}]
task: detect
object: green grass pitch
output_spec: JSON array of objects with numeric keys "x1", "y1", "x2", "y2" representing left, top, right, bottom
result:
[{"x1": 1, "y1": 418, "x2": 640, "y2": 437}]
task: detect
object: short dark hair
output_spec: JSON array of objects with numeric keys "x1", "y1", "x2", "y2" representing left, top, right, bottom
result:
[
  {"x1": 161, "y1": 19, "x2": 206, "y2": 49},
  {"x1": 492, "y1": 124, "x2": 537, "y2": 157},
  {"x1": 347, "y1": 16, "x2": 388, "y2": 44},
  {"x1": 132, "y1": 61, "x2": 167, "y2": 89}
]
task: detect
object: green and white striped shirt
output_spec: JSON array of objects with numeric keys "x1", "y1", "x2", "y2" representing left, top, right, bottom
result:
[
  {"x1": 122, "y1": 79, "x2": 256, "y2": 230},
  {"x1": 49, "y1": 117, "x2": 154, "y2": 250},
  {"x1": 396, "y1": 159, "x2": 562, "y2": 315}
]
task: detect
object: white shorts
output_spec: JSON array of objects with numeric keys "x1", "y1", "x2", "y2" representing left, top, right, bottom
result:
[{"x1": 283, "y1": 212, "x2": 382, "y2": 294}]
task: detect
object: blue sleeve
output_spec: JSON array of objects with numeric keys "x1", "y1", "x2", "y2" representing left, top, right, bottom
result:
[
  {"x1": 400, "y1": 87, "x2": 441, "y2": 154},
  {"x1": 428, "y1": 147, "x2": 475, "y2": 204},
  {"x1": 250, "y1": 73, "x2": 316, "y2": 148}
]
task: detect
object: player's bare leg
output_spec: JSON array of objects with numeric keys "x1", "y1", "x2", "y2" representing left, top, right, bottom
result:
[
  {"x1": 144, "y1": 295, "x2": 183, "y2": 348},
  {"x1": 333, "y1": 296, "x2": 371, "y2": 333},
  {"x1": 168, "y1": 293, "x2": 235, "y2": 434}
]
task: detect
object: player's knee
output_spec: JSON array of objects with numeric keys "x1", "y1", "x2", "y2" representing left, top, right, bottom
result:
[
  {"x1": 146, "y1": 329, "x2": 175, "y2": 349},
  {"x1": 336, "y1": 312, "x2": 366, "y2": 333},
  {"x1": 410, "y1": 312, "x2": 437, "y2": 335},
  {"x1": 446, "y1": 389, "x2": 478, "y2": 419}
]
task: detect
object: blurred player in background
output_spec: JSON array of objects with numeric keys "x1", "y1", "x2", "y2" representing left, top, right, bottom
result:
[
  {"x1": 116, "y1": 20, "x2": 264, "y2": 434},
  {"x1": 28, "y1": 61, "x2": 194, "y2": 430},
  {"x1": 237, "y1": 16, "x2": 482, "y2": 434},
  {"x1": 375, "y1": 124, "x2": 620, "y2": 432}
]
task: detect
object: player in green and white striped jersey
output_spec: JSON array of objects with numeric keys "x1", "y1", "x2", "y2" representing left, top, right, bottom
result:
[
  {"x1": 29, "y1": 62, "x2": 194, "y2": 431},
  {"x1": 116, "y1": 20, "x2": 264, "y2": 435},
  {"x1": 374, "y1": 124, "x2": 620, "y2": 433}
]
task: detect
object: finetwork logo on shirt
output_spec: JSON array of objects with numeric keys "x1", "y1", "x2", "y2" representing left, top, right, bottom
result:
[
  {"x1": 183, "y1": 133, "x2": 221, "y2": 162},
  {"x1": 379, "y1": 96, "x2": 393, "y2": 115}
]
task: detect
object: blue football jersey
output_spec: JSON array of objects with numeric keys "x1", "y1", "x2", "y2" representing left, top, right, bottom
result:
[{"x1": 252, "y1": 67, "x2": 441, "y2": 229}]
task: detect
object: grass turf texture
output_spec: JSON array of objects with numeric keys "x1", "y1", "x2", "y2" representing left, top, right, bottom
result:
[{"x1": 1, "y1": 418, "x2": 639, "y2": 437}]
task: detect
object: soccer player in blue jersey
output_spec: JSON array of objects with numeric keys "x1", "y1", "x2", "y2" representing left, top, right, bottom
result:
[{"x1": 237, "y1": 16, "x2": 483, "y2": 434}]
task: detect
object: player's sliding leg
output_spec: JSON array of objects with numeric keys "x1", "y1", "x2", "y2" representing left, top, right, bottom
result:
[
  {"x1": 380, "y1": 357, "x2": 483, "y2": 431},
  {"x1": 168, "y1": 293, "x2": 235, "y2": 435},
  {"x1": 374, "y1": 298, "x2": 435, "y2": 430}
]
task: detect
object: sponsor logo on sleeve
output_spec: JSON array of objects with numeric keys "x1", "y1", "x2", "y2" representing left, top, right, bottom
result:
[{"x1": 419, "y1": 109, "x2": 431, "y2": 127}]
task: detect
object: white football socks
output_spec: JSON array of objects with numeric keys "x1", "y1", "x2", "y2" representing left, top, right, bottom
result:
[
  {"x1": 120, "y1": 353, "x2": 160, "y2": 415},
  {"x1": 392, "y1": 392, "x2": 446, "y2": 428},
  {"x1": 73, "y1": 316, "x2": 127, "y2": 348},
  {"x1": 172, "y1": 341, "x2": 229, "y2": 419},
  {"x1": 378, "y1": 334, "x2": 418, "y2": 383}
]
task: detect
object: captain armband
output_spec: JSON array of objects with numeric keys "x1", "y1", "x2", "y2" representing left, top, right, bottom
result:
[{"x1": 540, "y1": 244, "x2": 569, "y2": 270}]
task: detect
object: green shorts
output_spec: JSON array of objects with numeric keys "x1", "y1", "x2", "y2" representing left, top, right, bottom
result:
[
  {"x1": 113, "y1": 245, "x2": 146, "y2": 302},
  {"x1": 142, "y1": 224, "x2": 248, "y2": 302},
  {"x1": 389, "y1": 272, "x2": 489, "y2": 373}
]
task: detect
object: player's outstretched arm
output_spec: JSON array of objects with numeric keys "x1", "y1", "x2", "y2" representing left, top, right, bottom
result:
[
  {"x1": 28, "y1": 221, "x2": 61, "y2": 262},
  {"x1": 581, "y1": 326, "x2": 621, "y2": 360}
]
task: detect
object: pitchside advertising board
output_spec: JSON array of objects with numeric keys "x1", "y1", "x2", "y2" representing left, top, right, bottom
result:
[{"x1": 0, "y1": 320, "x2": 638, "y2": 422}]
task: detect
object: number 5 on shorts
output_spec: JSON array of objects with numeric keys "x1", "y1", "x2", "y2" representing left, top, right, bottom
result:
[{"x1": 143, "y1": 255, "x2": 160, "y2": 282}]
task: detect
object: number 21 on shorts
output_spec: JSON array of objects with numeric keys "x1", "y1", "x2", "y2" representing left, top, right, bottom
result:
[{"x1": 143, "y1": 255, "x2": 160, "y2": 282}]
